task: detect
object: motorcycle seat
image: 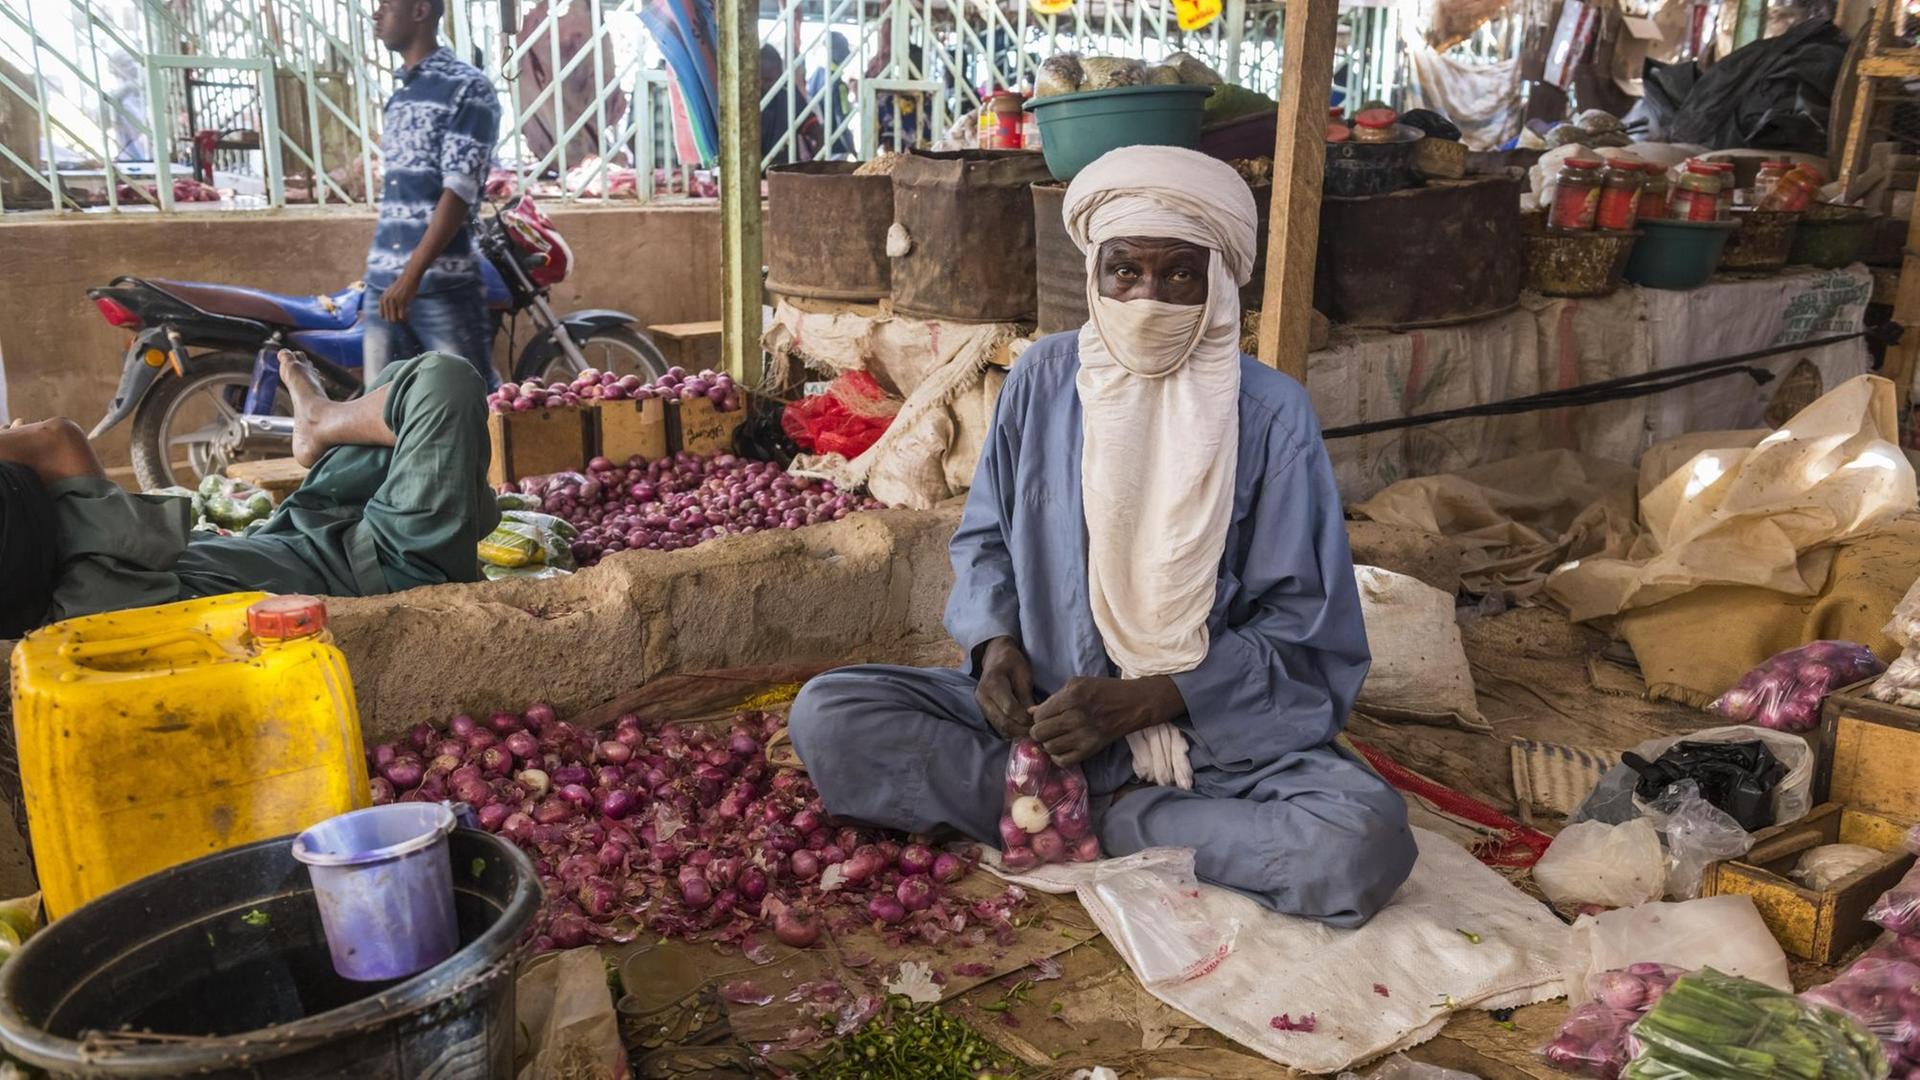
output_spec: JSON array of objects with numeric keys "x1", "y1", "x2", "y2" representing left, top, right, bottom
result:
[{"x1": 147, "y1": 279, "x2": 364, "y2": 331}]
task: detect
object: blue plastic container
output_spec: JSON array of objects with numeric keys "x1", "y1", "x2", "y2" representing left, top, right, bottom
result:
[{"x1": 293, "y1": 802, "x2": 459, "y2": 981}]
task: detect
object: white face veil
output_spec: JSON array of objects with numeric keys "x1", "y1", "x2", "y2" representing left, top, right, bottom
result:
[{"x1": 1062, "y1": 146, "x2": 1259, "y2": 789}]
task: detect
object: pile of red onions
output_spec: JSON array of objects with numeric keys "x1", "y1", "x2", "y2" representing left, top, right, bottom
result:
[
  {"x1": 368, "y1": 705, "x2": 1019, "y2": 955},
  {"x1": 487, "y1": 366, "x2": 742, "y2": 413},
  {"x1": 501, "y1": 452, "x2": 882, "y2": 566}
]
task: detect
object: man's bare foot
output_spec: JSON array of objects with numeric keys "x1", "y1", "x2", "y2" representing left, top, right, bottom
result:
[{"x1": 280, "y1": 350, "x2": 332, "y2": 467}]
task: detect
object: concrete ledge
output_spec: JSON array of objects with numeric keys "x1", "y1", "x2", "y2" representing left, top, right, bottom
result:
[{"x1": 334, "y1": 504, "x2": 963, "y2": 739}]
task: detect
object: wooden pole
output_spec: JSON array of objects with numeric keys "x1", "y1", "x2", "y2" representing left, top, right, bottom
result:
[
  {"x1": 718, "y1": 0, "x2": 763, "y2": 382},
  {"x1": 1255, "y1": 0, "x2": 1340, "y2": 381}
]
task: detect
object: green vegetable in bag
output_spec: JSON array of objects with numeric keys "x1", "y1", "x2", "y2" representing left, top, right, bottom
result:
[{"x1": 1624, "y1": 968, "x2": 1887, "y2": 1080}]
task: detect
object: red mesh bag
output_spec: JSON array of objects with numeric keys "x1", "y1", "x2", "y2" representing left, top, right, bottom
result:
[{"x1": 780, "y1": 372, "x2": 900, "y2": 458}]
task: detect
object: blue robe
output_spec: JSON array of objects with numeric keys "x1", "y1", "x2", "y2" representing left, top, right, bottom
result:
[{"x1": 789, "y1": 333, "x2": 1416, "y2": 926}]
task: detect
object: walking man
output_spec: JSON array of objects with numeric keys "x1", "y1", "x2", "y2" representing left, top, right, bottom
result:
[{"x1": 366, "y1": 0, "x2": 502, "y2": 387}]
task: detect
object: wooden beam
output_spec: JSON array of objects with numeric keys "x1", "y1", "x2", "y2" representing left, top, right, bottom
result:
[
  {"x1": 1255, "y1": 0, "x2": 1340, "y2": 381},
  {"x1": 717, "y1": 0, "x2": 763, "y2": 382},
  {"x1": 1885, "y1": 170, "x2": 1920, "y2": 432},
  {"x1": 1859, "y1": 51, "x2": 1920, "y2": 77}
]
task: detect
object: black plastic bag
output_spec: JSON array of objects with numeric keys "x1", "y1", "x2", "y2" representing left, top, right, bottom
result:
[
  {"x1": 1623, "y1": 740, "x2": 1787, "y2": 832},
  {"x1": 1399, "y1": 109, "x2": 1463, "y2": 141}
]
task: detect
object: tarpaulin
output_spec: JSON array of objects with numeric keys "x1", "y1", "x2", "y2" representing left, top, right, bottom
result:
[{"x1": 1634, "y1": 17, "x2": 1847, "y2": 153}]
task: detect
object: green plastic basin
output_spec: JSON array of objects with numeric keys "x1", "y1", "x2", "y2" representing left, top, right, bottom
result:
[
  {"x1": 1623, "y1": 218, "x2": 1739, "y2": 290},
  {"x1": 1026, "y1": 84, "x2": 1214, "y2": 182}
]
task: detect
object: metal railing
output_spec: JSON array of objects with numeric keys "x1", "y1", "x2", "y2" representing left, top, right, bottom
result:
[{"x1": 0, "y1": 0, "x2": 1415, "y2": 214}]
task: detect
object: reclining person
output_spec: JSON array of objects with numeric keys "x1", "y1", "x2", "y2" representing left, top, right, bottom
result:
[
  {"x1": 1, "y1": 350, "x2": 497, "y2": 636},
  {"x1": 789, "y1": 146, "x2": 1416, "y2": 926}
]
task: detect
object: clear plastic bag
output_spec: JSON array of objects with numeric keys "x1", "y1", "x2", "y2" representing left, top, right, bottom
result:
[
  {"x1": 1625, "y1": 968, "x2": 1886, "y2": 1080},
  {"x1": 1802, "y1": 956, "x2": 1920, "y2": 1076},
  {"x1": 999, "y1": 739, "x2": 1097, "y2": 869},
  {"x1": 1572, "y1": 725, "x2": 1815, "y2": 831},
  {"x1": 1643, "y1": 782, "x2": 1755, "y2": 900},
  {"x1": 1539, "y1": 1000, "x2": 1639, "y2": 1078},
  {"x1": 1710, "y1": 641, "x2": 1886, "y2": 733},
  {"x1": 1564, "y1": 897, "x2": 1792, "y2": 1006},
  {"x1": 1082, "y1": 848, "x2": 1237, "y2": 985},
  {"x1": 478, "y1": 510, "x2": 578, "y2": 569},
  {"x1": 1873, "y1": 577, "x2": 1920, "y2": 707},
  {"x1": 1533, "y1": 817, "x2": 1666, "y2": 908},
  {"x1": 1868, "y1": 828, "x2": 1920, "y2": 937},
  {"x1": 1794, "y1": 845, "x2": 1890, "y2": 890},
  {"x1": 1589, "y1": 963, "x2": 1686, "y2": 1010},
  {"x1": 1338, "y1": 1054, "x2": 1480, "y2": 1080}
]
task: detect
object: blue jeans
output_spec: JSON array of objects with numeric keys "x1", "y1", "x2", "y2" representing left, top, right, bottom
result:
[{"x1": 363, "y1": 282, "x2": 497, "y2": 390}]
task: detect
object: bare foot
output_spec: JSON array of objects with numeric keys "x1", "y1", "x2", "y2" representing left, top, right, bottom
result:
[{"x1": 279, "y1": 350, "x2": 331, "y2": 467}]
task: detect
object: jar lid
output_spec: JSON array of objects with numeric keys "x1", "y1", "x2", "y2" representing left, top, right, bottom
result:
[
  {"x1": 1608, "y1": 158, "x2": 1643, "y2": 171},
  {"x1": 1326, "y1": 122, "x2": 1352, "y2": 143},
  {"x1": 1353, "y1": 107, "x2": 1398, "y2": 129},
  {"x1": 1563, "y1": 156, "x2": 1603, "y2": 170},
  {"x1": 1685, "y1": 160, "x2": 1717, "y2": 173},
  {"x1": 988, "y1": 90, "x2": 1024, "y2": 104},
  {"x1": 248, "y1": 595, "x2": 328, "y2": 640}
]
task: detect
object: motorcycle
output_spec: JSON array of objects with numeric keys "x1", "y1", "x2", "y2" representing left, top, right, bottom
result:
[{"x1": 88, "y1": 196, "x2": 667, "y2": 491}]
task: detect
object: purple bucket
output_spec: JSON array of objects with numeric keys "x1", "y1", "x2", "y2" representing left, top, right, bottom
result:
[{"x1": 292, "y1": 803, "x2": 459, "y2": 981}]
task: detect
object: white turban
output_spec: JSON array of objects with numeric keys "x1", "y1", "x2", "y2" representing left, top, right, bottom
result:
[{"x1": 1061, "y1": 146, "x2": 1256, "y2": 790}]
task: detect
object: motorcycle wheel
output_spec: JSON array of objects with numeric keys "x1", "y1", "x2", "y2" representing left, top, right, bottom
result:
[
  {"x1": 521, "y1": 325, "x2": 668, "y2": 385},
  {"x1": 129, "y1": 351, "x2": 287, "y2": 492}
]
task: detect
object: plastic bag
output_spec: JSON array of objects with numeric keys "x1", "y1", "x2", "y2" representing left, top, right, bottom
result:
[
  {"x1": 478, "y1": 510, "x2": 578, "y2": 569},
  {"x1": 1711, "y1": 640, "x2": 1886, "y2": 733},
  {"x1": 1873, "y1": 577, "x2": 1920, "y2": 707},
  {"x1": 1564, "y1": 896, "x2": 1792, "y2": 1006},
  {"x1": 999, "y1": 739, "x2": 1097, "y2": 869},
  {"x1": 1867, "y1": 830, "x2": 1920, "y2": 937},
  {"x1": 1802, "y1": 956, "x2": 1920, "y2": 1076},
  {"x1": 779, "y1": 371, "x2": 899, "y2": 459},
  {"x1": 1338, "y1": 1055, "x2": 1480, "y2": 1080},
  {"x1": 1539, "y1": 1000, "x2": 1639, "y2": 1078},
  {"x1": 1533, "y1": 817, "x2": 1666, "y2": 908},
  {"x1": 1572, "y1": 725, "x2": 1814, "y2": 831},
  {"x1": 194, "y1": 474, "x2": 274, "y2": 530},
  {"x1": 1642, "y1": 783, "x2": 1754, "y2": 900},
  {"x1": 1082, "y1": 848, "x2": 1236, "y2": 985},
  {"x1": 1625, "y1": 740, "x2": 1785, "y2": 832},
  {"x1": 1794, "y1": 845, "x2": 1890, "y2": 890},
  {"x1": 513, "y1": 946, "x2": 624, "y2": 1080},
  {"x1": 1624, "y1": 968, "x2": 1887, "y2": 1080}
]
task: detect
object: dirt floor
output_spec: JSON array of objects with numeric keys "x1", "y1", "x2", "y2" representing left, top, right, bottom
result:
[{"x1": 608, "y1": 603, "x2": 1726, "y2": 1080}]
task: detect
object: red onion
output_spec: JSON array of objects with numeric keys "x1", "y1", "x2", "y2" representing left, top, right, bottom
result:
[
  {"x1": 790, "y1": 850, "x2": 821, "y2": 882},
  {"x1": 371, "y1": 743, "x2": 397, "y2": 768},
  {"x1": 773, "y1": 905, "x2": 821, "y2": 948},
  {"x1": 382, "y1": 756, "x2": 424, "y2": 790},
  {"x1": 820, "y1": 844, "x2": 847, "y2": 866},
  {"x1": 370, "y1": 777, "x2": 395, "y2": 804},
  {"x1": 867, "y1": 895, "x2": 907, "y2": 925},
  {"x1": 1054, "y1": 799, "x2": 1092, "y2": 840},
  {"x1": 729, "y1": 732, "x2": 760, "y2": 758},
  {"x1": 738, "y1": 867, "x2": 768, "y2": 901},
  {"x1": 596, "y1": 841, "x2": 629, "y2": 871},
  {"x1": 549, "y1": 914, "x2": 592, "y2": 948},
  {"x1": 489, "y1": 711, "x2": 521, "y2": 735},
  {"x1": 997, "y1": 817, "x2": 1027, "y2": 851},
  {"x1": 478, "y1": 746, "x2": 512, "y2": 777},
  {"x1": 501, "y1": 812, "x2": 535, "y2": 843},
  {"x1": 551, "y1": 766, "x2": 591, "y2": 786},
  {"x1": 557, "y1": 783, "x2": 592, "y2": 808},
  {"x1": 596, "y1": 788, "x2": 637, "y2": 820},
  {"x1": 504, "y1": 731, "x2": 539, "y2": 760},
  {"x1": 407, "y1": 722, "x2": 434, "y2": 751},
  {"x1": 678, "y1": 866, "x2": 713, "y2": 908},
  {"x1": 1069, "y1": 835, "x2": 1100, "y2": 863},
  {"x1": 877, "y1": 840, "x2": 901, "y2": 866},
  {"x1": 842, "y1": 845, "x2": 886, "y2": 884},
  {"x1": 523, "y1": 703, "x2": 556, "y2": 731},
  {"x1": 896, "y1": 875, "x2": 935, "y2": 912},
  {"x1": 578, "y1": 876, "x2": 619, "y2": 919},
  {"x1": 1031, "y1": 828, "x2": 1066, "y2": 863},
  {"x1": 597, "y1": 741, "x2": 632, "y2": 765},
  {"x1": 791, "y1": 808, "x2": 824, "y2": 835},
  {"x1": 898, "y1": 843, "x2": 935, "y2": 876},
  {"x1": 1002, "y1": 846, "x2": 1039, "y2": 871},
  {"x1": 533, "y1": 797, "x2": 573, "y2": 825},
  {"x1": 931, "y1": 852, "x2": 965, "y2": 884},
  {"x1": 450, "y1": 714, "x2": 477, "y2": 738}
]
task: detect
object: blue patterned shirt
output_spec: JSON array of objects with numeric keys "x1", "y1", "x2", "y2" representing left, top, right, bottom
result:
[{"x1": 367, "y1": 47, "x2": 500, "y2": 294}]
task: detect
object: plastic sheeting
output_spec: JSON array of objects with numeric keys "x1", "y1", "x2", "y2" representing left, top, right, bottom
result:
[
  {"x1": 1401, "y1": 19, "x2": 1524, "y2": 151},
  {"x1": 1634, "y1": 18, "x2": 1847, "y2": 152}
]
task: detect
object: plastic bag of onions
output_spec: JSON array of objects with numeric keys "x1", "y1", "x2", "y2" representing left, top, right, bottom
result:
[
  {"x1": 1710, "y1": 640, "x2": 1885, "y2": 734},
  {"x1": 999, "y1": 739, "x2": 1098, "y2": 869}
]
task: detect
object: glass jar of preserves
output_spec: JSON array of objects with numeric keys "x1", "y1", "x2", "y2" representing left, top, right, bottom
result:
[
  {"x1": 1637, "y1": 166, "x2": 1671, "y2": 221},
  {"x1": 1670, "y1": 162, "x2": 1723, "y2": 222},
  {"x1": 1754, "y1": 159, "x2": 1794, "y2": 203},
  {"x1": 1596, "y1": 158, "x2": 1644, "y2": 231},
  {"x1": 978, "y1": 92, "x2": 1025, "y2": 150},
  {"x1": 1548, "y1": 156, "x2": 1604, "y2": 231},
  {"x1": 1761, "y1": 164, "x2": 1825, "y2": 212}
]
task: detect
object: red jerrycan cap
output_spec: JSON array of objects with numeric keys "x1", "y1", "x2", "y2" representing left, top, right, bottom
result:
[{"x1": 247, "y1": 595, "x2": 329, "y2": 640}]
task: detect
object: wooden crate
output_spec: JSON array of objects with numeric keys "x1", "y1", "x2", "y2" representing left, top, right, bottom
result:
[
  {"x1": 670, "y1": 398, "x2": 747, "y2": 456},
  {"x1": 224, "y1": 457, "x2": 309, "y2": 502},
  {"x1": 1817, "y1": 680, "x2": 1920, "y2": 817},
  {"x1": 487, "y1": 408, "x2": 595, "y2": 486},
  {"x1": 1701, "y1": 801, "x2": 1914, "y2": 963},
  {"x1": 595, "y1": 397, "x2": 668, "y2": 464}
]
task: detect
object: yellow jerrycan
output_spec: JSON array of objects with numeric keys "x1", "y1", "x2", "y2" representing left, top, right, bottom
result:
[{"x1": 11, "y1": 592, "x2": 370, "y2": 917}]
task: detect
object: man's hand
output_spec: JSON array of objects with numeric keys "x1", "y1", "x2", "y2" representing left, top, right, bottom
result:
[
  {"x1": 1028, "y1": 675, "x2": 1186, "y2": 767},
  {"x1": 379, "y1": 268, "x2": 421, "y2": 322},
  {"x1": 975, "y1": 636, "x2": 1035, "y2": 740}
]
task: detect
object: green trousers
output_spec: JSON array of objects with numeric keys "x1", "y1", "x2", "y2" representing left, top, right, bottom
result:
[{"x1": 47, "y1": 352, "x2": 499, "y2": 623}]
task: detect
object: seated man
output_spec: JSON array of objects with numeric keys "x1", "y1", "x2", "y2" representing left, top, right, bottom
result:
[
  {"x1": 1, "y1": 350, "x2": 497, "y2": 636},
  {"x1": 789, "y1": 146, "x2": 1416, "y2": 926}
]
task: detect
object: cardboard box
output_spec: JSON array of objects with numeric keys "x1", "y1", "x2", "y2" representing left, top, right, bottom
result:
[
  {"x1": 487, "y1": 408, "x2": 595, "y2": 486},
  {"x1": 595, "y1": 397, "x2": 668, "y2": 464},
  {"x1": 671, "y1": 398, "x2": 747, "y2": 456}
]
